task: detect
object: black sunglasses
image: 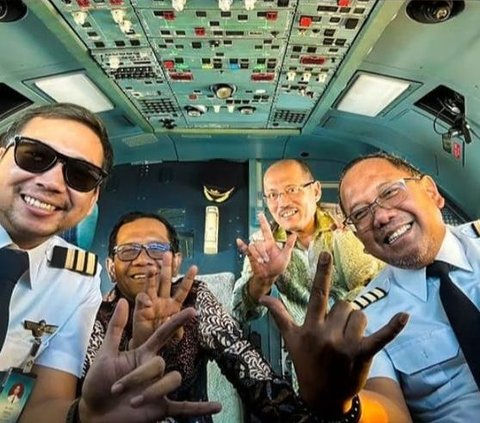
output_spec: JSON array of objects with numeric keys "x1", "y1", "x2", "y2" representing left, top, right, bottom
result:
[{"x1": 6, "y1": 135, "x2": 108, "y2": 192}]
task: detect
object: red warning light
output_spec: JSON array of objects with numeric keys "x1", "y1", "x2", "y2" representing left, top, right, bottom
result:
[
  {"x1": 109, "y1": 0, "x2": 123, "y2": 5},
  {"x1": 76, "y1": 0, "x2": 90, "y2": 7},
  {"x1": 195, "y1": 27, "x2": 206, "y2": 36},
  {"x1": 163, "y1": 60, "x2": 175, "y2": 69},
  {"x1": 163, "y1": 11, "x2": 175, "y2": 20},
  {"x1": 300, "y1": 56, "x2": 326, "y2": 65},
  {"x1": 266, "y1": 11, "x2": 278, "y2": 21},
  {"x1": 251, "y1": 73, "x2": 275, "y2": 82},
  {"x1": 337, "y1": 0, "x2": 351, "y2": 6},
  {"x1": 169, "y1": 72, "x2": 193, "y2": 81},
  {"x1": 299, "y1": 16, "x2": 313, "y2": 27}
]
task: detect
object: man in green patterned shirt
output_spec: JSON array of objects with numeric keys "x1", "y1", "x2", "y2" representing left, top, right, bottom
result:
[{"x1": 232, "y1": 159, "x2": 383, "y2": 325}]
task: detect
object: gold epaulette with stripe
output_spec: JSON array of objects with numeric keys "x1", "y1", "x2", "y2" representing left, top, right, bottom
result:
[
  {"x1": 350, "y1": 287, "x2": 387, "y2": 311},
  {"x1": 472, "y1": 220, "x2": 480, "y2": 237},
  {"x1": 49, "y1": 246, "x2": 98, "y2": 276}
]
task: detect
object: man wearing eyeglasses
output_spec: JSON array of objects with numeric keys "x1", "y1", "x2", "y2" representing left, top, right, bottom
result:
[
  {"x1": 0, "y1": 104, "x2": 220, "y2": 422},
  {"x1": 82, "y1": 211, "x2": 336, "y2": 423},
  {"x1": 232, "y1": 159, "x2": 383, "y2": 325},
  {"x1": 326, "y1": 151, "x2": 480, "y2": 421}
]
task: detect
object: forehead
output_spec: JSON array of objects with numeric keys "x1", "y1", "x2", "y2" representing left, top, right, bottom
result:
[
  {"x1": 264, "y1": 161, "x2": 308, "y2": 189},
  {"x1": 20, "y1": 117, "x2": 104, "y2": 166},
  {"x1": 341, "y1": 158, "x2": 410, "y2": 204},
  {"x1": 117, "y1": 218, "x2": 169, "y2": 243}
]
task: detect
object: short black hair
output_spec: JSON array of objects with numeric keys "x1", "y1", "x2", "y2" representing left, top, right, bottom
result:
[
  {"x1": 338, "y1": 151, "x2": 423, "y2": 214},
  {"x1": 3, "y1": 103, "x2": 114, "y2": 177},
  {"x1": 108, "y1": 211, "x2": 180, "y2": 257}
]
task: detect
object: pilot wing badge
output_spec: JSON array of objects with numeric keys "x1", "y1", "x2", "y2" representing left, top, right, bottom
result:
[
  {"x1": 49, "y1": 246, "x2": 98, "y2": 276},
  {"x1": 350, "y1": 287, "x2": 387, "y2": 311}
]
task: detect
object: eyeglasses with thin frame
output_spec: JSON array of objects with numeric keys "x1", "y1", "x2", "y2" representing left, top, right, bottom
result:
[
  {"x1": 263, "y1": 180, "x2": 316, "y2": 203},
  {"x1": 113, "y1": 242, "x2": 171, "y2": 261},
  {"x1": 343, "y1": 177, "x2": 423, "y2": 232},
  {"x1": 6, "y1": 135, "x2": 108, "y2": 192}
]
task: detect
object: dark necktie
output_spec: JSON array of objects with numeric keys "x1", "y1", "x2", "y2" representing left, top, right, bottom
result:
[
  {"x1": 0, "y1": 248, "x2": 29, "y2": 351},
  {"x1": 427, "y1": 260, "x2": 480, "y2": 390}
]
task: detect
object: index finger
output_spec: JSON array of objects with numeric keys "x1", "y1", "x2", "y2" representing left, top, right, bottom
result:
[
  {"x1": 138, "y1": 307, "x2": 198, "y2": 354},
  {"x1": 158, "y1": 252, "x2": 173, "y2": 297},
  {"x1": 258, "y1": 213, "x2": 275, "y2": 243},
  {"x1": 304, "y1": 251, "x2": 332, "y2": 327},
  {"x1": 99, "y1": 298, "x2": 129, "y2": 358},
  {"x1": 173, "y1": 265, "x2": 197, "y2": 305}
]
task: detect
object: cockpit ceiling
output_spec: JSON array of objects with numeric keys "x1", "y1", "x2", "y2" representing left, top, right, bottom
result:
[{"x1": 40, "y1": 0, "x2": 378, "y2": 132}]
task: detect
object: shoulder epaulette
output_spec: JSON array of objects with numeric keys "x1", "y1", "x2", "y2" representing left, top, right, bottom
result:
[
  {"x1": 350, "y1": 287, "x2": 387, "y2": 311},
  {"x1": 471, "y1": 220, "x2": 480, "y2": 237},
  {"x1": 49, "y1": 245, "x2": 98, "y2": 276}
]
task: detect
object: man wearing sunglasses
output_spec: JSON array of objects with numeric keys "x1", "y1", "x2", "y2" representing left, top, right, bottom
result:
[
  {"x1": 0, "y1": 104, "x2": 220, "y2": 422},
  {"x1": 282, "y1": 151, "x2": 480, "y2": 422},
  {"x1": 232, "y1": 159, "x2": 383, "y2": 326}
]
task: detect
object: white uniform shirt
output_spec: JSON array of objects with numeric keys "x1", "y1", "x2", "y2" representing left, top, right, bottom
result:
[
  {"x1": 361, "y1": 223, "x2": 480, "y2": 422},
  {"x1": 0, "y1": 225, "x2": 102, "y2": 377}
]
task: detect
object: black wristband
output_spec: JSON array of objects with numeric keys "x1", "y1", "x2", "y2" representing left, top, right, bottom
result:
[
  {"x1": 65, "y1": 398, "x2": 80, "y2": 423},
  {"x1": 317, "y1": 394, "x2": 361, "y2": 423}
]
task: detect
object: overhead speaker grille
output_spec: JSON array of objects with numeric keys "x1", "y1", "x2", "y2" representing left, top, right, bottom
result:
[{"x1": 273, "y1": 109, "x2": 308, "y2": 124}]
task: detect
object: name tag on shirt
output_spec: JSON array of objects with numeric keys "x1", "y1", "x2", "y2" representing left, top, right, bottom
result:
[{"x1": 0, "y1": 369, "x2": 36, "y2": 422}]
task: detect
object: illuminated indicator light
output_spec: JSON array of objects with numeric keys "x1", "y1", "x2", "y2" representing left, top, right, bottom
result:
[
  {"x1": 299, "y1": 16, "x2": 312, "y2": 27},
  {"x1": 163, "y1": 11, "x2": 175, "y2": 20},
  {"x1": 338, "y1": 0, "x2": 350, "y2": 6},
  {"x1": 195, "y1": 27, "x2": 206, "y2": 36},
  {"x1": 300, "y1": 56, "x2": 326, "y2": 65},
  {"x1": 202, "y1": 63, "x2": 214, "y2": 69},
  {"x1": 266, "y1": 11, "x2": 278, "y2": 21},
  {"x1": 163, "y1": 60, "x2": 175, "y2": 69},
  {"x1": 76, "y1": 0, "x2": 90, "y2": 7},
  {"x1": 227, "y1": 105, "x2": 235, "y2": 113},
  {"x1": 110, "y1": 0, "x2": 123, "y2": 5},
  {"x1": 229, "y1": 63, "x2": 240, "y2": 70},
  {"x1": 72, "y1": 11, "x2": 87, "y2": 25},
  {"x1": 251, "y1": 73, "x2": 275, "y2": 81},
  {"x1": 189, "y1": 94, "x2": 198, "y2": 100},
  {"x1": 169, "y1": 72, "x2": 193, "y2": 81},
  {"x1": 213, "y1": 105, "x2": 221, "y2": 113}
]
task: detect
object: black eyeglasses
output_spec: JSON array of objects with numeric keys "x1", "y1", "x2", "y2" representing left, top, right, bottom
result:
[
  {"x1": 263, "y1": 181, "x2": 316, "y2": 203},
  {"x1": 343, "y1": 177, "x2": 423, "y2": 231},
  {"x1": 6, "y1": 135, "x2": 108, "y2": 192},
  {"x1": 112, "y1": 242, "x2": 171, "y2": 261}
]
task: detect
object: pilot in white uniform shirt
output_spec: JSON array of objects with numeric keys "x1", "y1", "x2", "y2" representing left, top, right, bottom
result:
[
  {"x1": 359, "y1": 222, "x2": 480, "y2": 422},
  {"x1": 0, "y1": 224, "x2": 101, "y2": 378}
]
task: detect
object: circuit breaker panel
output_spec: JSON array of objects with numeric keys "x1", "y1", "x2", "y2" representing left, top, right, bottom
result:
[{"x1": 46, "y1": 0, "x2": 378, "y2": 131}]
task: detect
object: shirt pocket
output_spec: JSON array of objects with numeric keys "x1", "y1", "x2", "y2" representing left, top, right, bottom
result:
[{"x1": 386, "y1": 326, "x2": 460, "y2": 408}]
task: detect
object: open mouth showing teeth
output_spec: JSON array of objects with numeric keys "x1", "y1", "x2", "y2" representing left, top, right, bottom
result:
[
  {"x1": 385, "y1": 223, "x2": 413, "y2": 245},
  {"x1": 22, "y1": 194, "x2": 56, "y2": 212},
  {"x1": 281, "y1": 209, "x2": 297, "y2": 218}
]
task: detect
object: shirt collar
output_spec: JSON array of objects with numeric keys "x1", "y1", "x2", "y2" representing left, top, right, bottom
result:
[
  {"x1": 272, "y1": 206, "x2": 335, "y2": 242},
  {"x1": 0, "y1": 223, "x2": 57, "y2": 289},
  {"x1": 390, "y1": 227, "x2": 472, "y2": 301}
]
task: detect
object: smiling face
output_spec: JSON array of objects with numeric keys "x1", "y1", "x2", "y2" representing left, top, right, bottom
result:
[
  {"x1": 0, "y1": 117, "x2": 103, "y2": 249},
  {"x1": 263, "y1": 160, "x2": 321, "y2": 238},
  {"x1": 340, "y1": 158, "x2": 446, "y2": 269},
  {"x1": 108, "y1": 217, "x2": 182, "y2": 302}
]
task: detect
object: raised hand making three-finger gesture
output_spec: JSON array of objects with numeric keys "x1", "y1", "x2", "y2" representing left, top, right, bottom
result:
[
  {"x1": 261, "y1": 251, "x2": 409, "y2": 420},
  {"x1": 131, "y1": 252, "x2": 196, "y2": 349},
  {"x1": 236, "y1": 212, "x2": 297, "y2": 302}
]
